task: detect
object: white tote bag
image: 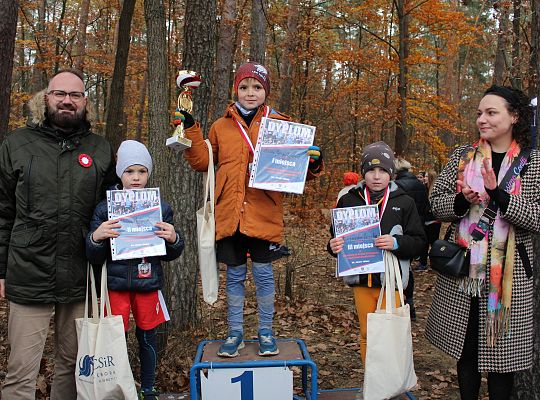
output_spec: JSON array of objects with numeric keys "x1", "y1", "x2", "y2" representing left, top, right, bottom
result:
[
  {"x1": 196, "y1": 139, "x2": 219, "y2": 305},
  {"x1": 363, "y1": 251, "x2": 417, "y2": 400},
  {"x1": 75, "y1": 264, "x2": 138, "y2": 400}
]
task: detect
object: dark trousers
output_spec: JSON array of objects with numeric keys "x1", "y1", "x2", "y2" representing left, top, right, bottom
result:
[
  {"x1": 419, "y1": 222, "x2": 442, "y2": 266},
  {"x1": 404, "y1": 269, "x2": 414, "y2": 305},
  {"x1": 136, "y1": 326, "x2": 158, "y2": 391},
  {"x1": 457, "y1": 297, "x2": 514, "y2": 400}
]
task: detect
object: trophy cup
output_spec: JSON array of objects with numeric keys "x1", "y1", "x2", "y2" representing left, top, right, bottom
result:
[{"x1": 166, "y1": 70, "x2": 202, "y2": 151}]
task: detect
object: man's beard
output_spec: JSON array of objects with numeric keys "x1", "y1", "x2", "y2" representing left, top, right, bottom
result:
[{"x1": 47, "y1": 104, "x2": 86, "y2": 131}]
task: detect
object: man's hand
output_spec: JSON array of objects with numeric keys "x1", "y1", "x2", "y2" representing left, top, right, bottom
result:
[
  {"x1": 155, "y1": 222, "x2": 178, "y2": 243},
  {"x1": 0, "y1": 279, "x2": 5, "y2": 299},
  {"x1": 92, "y1": 220, "x2": 121, "y2": 242}
]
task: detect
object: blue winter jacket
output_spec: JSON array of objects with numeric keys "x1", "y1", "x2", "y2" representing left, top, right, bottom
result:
[{"x1": 86, "y1": 198, "x2": 184, "y2": 292}]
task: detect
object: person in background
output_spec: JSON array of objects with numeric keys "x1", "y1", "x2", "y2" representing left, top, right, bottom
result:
[
  {"x1": 394, "y1": 158, "x2": 430, "y2": 320},
  {"x1": 181, "y1": 62, "x2": 324, "y2": 358},
  {"x1": 0, "y1": 69, "x2": 116, "y2": 400},
  {"x1": 86, "y1": 140, "x2": 184, "y2": 400},
  {"x1": 420, "y1": 170, "x2": 442, "y2": 269},
  {"x1": 337, "y1": 171, "x2": 360, "y2": 202},
  {"x1": 328, "y1": 141, "x2": 426, "y2": 366},
  {"x1": 416, "y1": 171, "x2": 428, "y2": 185},
  {"x1": 426, "y1": 85, "x2": 540, "y2": 400}
]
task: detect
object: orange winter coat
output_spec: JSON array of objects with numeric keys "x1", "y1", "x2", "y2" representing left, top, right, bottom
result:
[{"x1": 184, "y1": 103, "x2": 321, "y2": 243}]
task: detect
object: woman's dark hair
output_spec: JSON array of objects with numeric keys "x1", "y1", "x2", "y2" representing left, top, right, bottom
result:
[{"x1": 484, "y1": 85, "x2": 532, "y2": 148}]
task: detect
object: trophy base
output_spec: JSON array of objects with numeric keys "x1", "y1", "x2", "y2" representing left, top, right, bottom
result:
[{"x1": 166, "y1": 135, "x2": 192, "y2": 151}]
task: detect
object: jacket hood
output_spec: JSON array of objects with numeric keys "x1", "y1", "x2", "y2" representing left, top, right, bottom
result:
[{"x1": 27, "y1": 89, "x2": 96, "y2": 127}]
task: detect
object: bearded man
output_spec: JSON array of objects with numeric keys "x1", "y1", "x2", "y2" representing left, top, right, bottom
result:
[{"x1": 0, "y1": 69, "x2": 116, "y2": 399}]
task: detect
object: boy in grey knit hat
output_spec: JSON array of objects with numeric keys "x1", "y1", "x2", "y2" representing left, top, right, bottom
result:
[{"x1": 86, "y1": 140, "x2": 184, "y2": 400}]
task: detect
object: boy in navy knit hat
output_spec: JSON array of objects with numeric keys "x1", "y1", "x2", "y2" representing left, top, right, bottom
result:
[{"x1": 86, "y1": 140, "x2": 184, "y2": 399}]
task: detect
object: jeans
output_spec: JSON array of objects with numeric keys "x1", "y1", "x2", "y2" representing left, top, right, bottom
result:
[
  {"x1": 136, "y1": 326, "x2": 158, "y2": 391},
  {"x1": 226, "y1": 262, "x2": 275, "y2": 333}
]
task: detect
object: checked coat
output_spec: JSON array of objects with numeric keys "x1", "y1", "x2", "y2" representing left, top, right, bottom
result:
[{"x1": 425, "y1": 145, "x2": 540, "y2": 373}]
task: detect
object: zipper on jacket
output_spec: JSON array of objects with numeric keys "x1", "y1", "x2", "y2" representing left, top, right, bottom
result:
[
  {"x1": 127, "y1": 260, "x2": 133, "y2": 289},
  {"x1": 26, "y1": 157, "x2": 34, "y2": 212}
]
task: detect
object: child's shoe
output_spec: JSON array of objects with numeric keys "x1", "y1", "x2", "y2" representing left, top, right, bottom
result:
[
  {"x1": 258, "y1": 328, "x2": 279, "y2": 356},
  {"x1": 217, "y1": 331, "x2": 244, "y2": 357},
  {"x1": 138, "y1": 387, "x2": 160, "y2": 400}
]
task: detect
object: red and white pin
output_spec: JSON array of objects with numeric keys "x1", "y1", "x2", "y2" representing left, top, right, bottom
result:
[{"x1": 78, "y1": 153, "x2": 93, "y2": 168}]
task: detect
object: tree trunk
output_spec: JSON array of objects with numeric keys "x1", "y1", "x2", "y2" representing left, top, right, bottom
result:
[
  {"x1": 249, "y1": 0, "x2": 267, "y2": 63},
  {"x1": 105, "y1": 0, "x2": 137, "y2": 152},
  {"x1": 136, "y1": 70, "x2": 148, "y2": 141},
  {"x1": 278, "y1": 0, "x2": 299, "y2": 114},
  {"x1": 529, "y1": 0, "x2": 539, "y2": 97},
  {"x1": 145, "y1": 0, "x2": 216, "y2": 331},
  {"x1": 212, "y1": 0, "x2": 237, "y2": 122},
  {"x1": 493, "y1": 3, "x2": 509, "y2": 85},
  {"x1": 394, "y1": 0, "x2": 409, "y2": 156},
  {"x1": 53, "y1": 0, "x2": 68, "y2": 74},
  {"x1": 509, "y1": 0, "x2": 521, "y2": 89},
  {"x1": 512, "y1": 1, "x2": 540, "y2": 397},
  {"x1": 0, "y1": 0, "x2": 19, "y2": 141},
  {"x1": 73, "y1": 0, "x2": 91, "y2": 71},
  {"x1": 31, "y1": 0, "x2": 48, "y2": 91}
]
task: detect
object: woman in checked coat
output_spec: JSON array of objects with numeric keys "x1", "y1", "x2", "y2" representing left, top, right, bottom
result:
[{"x1": 426, "y1": 85, "x2": 540, "y2": 400}]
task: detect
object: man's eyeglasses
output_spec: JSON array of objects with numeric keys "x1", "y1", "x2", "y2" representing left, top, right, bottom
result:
[{"x1": 47, "y1": 90, "x2": 86, "y2": 102}]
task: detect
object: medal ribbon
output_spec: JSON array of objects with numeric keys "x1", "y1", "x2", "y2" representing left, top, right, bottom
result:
[
  {"x1": 233, "y1": 106, "x2": 270, "y2": 155},
  {"x1": 364, "y1": 186, "x2": 390, "y2": 218}
]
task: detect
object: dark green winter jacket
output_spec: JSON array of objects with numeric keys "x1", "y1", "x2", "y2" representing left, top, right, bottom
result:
[{"x1": 0, "y1": 93, "x2": 116, "y2": 304}]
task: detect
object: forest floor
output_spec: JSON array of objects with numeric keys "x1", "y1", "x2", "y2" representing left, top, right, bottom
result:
[{"x1": 0, "y1": 210, "x2": 491, "y2": 399}]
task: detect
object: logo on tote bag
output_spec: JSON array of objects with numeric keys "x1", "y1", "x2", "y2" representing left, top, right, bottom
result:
[
  {"x1": 79, "y1": 355, "x2": 94, "y2": 377},
  {"x1": 78, "y1": 354, "x2": 117, "y2": 380}
]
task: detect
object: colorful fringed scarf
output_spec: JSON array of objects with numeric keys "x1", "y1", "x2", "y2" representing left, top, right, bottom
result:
[{"x1": 455, "y1": 139, "x2": 522, "y2": 346}]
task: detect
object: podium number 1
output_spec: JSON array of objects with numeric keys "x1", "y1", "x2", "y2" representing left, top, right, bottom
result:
[{"x1": 231, "y1": 371, "x2": 254, "y2": 400}]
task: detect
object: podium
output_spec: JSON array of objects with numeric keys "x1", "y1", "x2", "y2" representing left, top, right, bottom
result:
[
  {"x1": 189, "y1": 338, "x2": 417, "y2": 400},
  {"x1": 190, "y1": 338, "x2": 317, "y2": 400}
]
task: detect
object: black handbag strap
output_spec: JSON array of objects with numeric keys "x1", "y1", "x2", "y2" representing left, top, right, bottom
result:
[{"x1": 470, "y1": 147, "x2": 531, "y2": 241}]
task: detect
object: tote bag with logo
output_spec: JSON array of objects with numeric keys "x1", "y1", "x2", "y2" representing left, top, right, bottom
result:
[
  {"x1": 363, "y1": 251, "x2": 417, "y2": 400},
  {"x1": 75, "y1": 264, "x2": 138, "y2": 400},
  {"x1": 196, "y1": 139, "x2": 219, "y2": 305}
]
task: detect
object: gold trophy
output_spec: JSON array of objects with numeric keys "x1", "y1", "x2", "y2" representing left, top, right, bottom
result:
[{"x1": 166, "y1": 70, "x2": 201, "y2": 151}]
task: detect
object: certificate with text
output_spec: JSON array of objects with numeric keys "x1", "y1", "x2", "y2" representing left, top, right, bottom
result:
[
  {"x1": 332, "y1": 205, "x2": 384, "y2": 276},
  {"x1": 107, "y1": 187, "x2": 166, "y2": 261},
  {"x1": 248, "y1": 117, "x2": 316, "y2": 194}
]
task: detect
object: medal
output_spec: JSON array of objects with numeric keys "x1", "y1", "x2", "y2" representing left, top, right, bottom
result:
[{"x1": 138, "y1": 258, "x2": 152, "y2": 278}]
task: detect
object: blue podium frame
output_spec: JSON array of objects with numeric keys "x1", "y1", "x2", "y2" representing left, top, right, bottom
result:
[{"x1": 189, "y1": 338, "x2": 318, "y2": 400}]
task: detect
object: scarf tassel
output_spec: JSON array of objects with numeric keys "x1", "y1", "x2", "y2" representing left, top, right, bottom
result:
[
  {"x1": 485, "y1": 306, "x2": 511, "y2": 347},
  {"x1": 460, "y1": 277, "x2": 484, "y2": 297}
]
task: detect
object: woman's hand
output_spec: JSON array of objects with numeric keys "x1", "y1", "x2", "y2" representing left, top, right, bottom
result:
[
  {"x1": 155, "y1": 221, "x2": 177, "y2": 243},
  {"x1": 92, "y1": 220, "x2": 121, "y2": 242},
  {"x1": 481, "y1": 158, "x2": 498, "y2": 190},
  {"x1": 375, "y1": 234, "x2": 395, "y2": 250},
  {"x1": 457, "y1": 180, "x2": 482, "y2": 205},
  {"x1": 329, "y1": 237, "x2": 345, "y2": 254}
]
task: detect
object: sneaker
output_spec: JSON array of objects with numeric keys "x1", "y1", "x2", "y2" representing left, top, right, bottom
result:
[
  {"x1": 258, "y1": 328, "x2": 279, "y2": 356},
  {"x1": 139, "y1": 387, "x2": 160, "y2": 400},
  {"x1": 217, "y1": 331, "x2": 245, "y2": 357}
]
